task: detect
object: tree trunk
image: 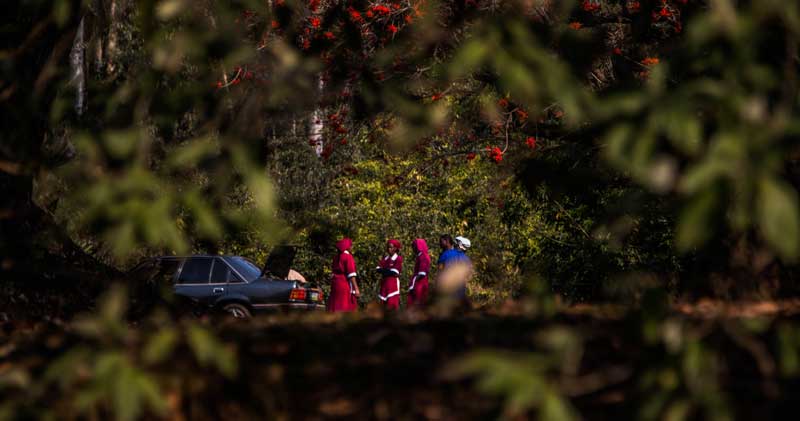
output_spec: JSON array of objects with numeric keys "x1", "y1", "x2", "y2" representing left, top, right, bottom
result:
[
  {"x1": 70, "y1": 18, "x2": 86, "y2": 116},
  {"x1": 0, "y1": 2, "x2": 120, "y2": 320},
  {"x1": 310, "y1": 75, "x2": 325, "y2": 157},
  {"x1": 105, "y1": 0, "x2": 123, "y2": 75}
]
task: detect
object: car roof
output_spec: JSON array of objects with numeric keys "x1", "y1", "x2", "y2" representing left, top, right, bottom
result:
[{"x1": 154, "y1": 255, "x2": 240, "y2": 259}]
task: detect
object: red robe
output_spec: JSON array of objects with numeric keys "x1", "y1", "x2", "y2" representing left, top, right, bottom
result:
[
  {"x1": 328, "y1": 240, "x2": 358, "y2": 312},
  {"x1": 407, "y1": 238, "x2": 431, "y2": 307},
  {"x1": 377, "y1": 253, "x2": 402, "y2": 310}
]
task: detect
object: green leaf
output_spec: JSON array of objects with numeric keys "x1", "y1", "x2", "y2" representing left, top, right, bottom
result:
[
  {"x1": 143, "y1": 328, "x2": 178, "y2": 365},
  {"x1": 757, "y1": 176, "x2": 800, "y2": 261},
  {"x1": 449, "y1": 38, "x2": 491, "y2": 80},
  {"x1": 104, "y1": 129, "x2": 140, "y2": 160},
  {"x1": 676, "y1": 189, "x2": 719, "y2": 251}
]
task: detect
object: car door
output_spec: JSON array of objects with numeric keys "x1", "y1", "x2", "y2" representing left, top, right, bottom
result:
[
  {"x1": 174, "y1": 257, "x2": 215, "y2": 309},
  {"x1": 208, "y1": 257, "x2": 248, "y2": 303},
  {"x1": 223, "y1": 256, "x2": 296, "y2": 305}
]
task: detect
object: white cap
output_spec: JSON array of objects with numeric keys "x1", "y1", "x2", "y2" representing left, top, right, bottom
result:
[{"x1": 455, "y1": 236, "x2": 471, "y2": 250}]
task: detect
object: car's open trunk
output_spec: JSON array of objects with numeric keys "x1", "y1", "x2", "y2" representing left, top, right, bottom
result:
[{"x1": 260, "y1": 246, "x2": 296, "y2": 280}]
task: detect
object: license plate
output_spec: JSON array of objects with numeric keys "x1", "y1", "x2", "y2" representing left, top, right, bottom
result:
[{"x1": 310, "y1": 291, "x2": 319, "y2": 301}]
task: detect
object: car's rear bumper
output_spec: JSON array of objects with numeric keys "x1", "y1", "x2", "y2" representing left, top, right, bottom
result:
[{"x1": 252, "y1": 303, "x2": 326, "y2": 312}]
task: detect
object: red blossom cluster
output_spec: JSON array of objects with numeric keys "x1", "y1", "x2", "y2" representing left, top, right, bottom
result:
[
  {"x1": 642, "y1": 57, "x2": 660, "y2": 66},
  {"x1": 372, "y1": 4, "x2": 392, "y2": 15},
  {"x1": 349, "y1": 7, "x2": 364, "y2": 23},
  {"x1": 486, "y1": 146, "x2": 504, "y2": 163},
  {"x1": 650, "y1": 0, "x2": 683, "y2": 34},
  {"x1": 526, "y1": 136, "x2": 537, "y2": 149},
  {"x1": 581, "y1": 1, "x2": 601, "y2": 12}
]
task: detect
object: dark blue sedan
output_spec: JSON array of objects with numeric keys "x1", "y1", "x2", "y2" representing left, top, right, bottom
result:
[{"x1": 128, "y1": 254, "x2": 325, "y2": 318}]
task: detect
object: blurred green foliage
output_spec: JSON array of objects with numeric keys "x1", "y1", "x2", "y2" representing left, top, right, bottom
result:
[
  {"x1": 0, "y1": 287, "x2": 237, "y2": 420},
  {"x1": 5, "y1": 0, "x2": 800, "y2": 419}
]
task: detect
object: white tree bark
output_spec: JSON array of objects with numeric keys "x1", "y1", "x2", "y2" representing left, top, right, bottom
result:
[
  {"x1": 70, "y1": 18, "x2": 86, "y2": 116},
  {"x1": 310, "y1": 75, "x2": 325, "y2": 157},
  {"x1": 105, "y1": 0, "x2": 121, "y2": 75}
]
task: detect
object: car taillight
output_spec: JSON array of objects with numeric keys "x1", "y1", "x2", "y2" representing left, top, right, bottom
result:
[{"x1": 289, "y1": 289, "x2": 307, "y2": 301}]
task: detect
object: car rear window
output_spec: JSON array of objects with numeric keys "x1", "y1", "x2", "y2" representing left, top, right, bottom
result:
[
  {"x1": 224, "y1": 256, "x2": 261, "y2": 282},
  {"x1": 178, "y1": 258, "x2": 213, "y2": 284}
]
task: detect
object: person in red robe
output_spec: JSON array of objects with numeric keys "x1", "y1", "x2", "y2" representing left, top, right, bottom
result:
[
  {"x1": 407, "y1": 238, "x2": 431, "y2": 308},
  {"x1": 328, "y1": 238, "x2": 360, "y2": 312},
  {"x1": 376, "y1": 239, "x2": 403, "y2": 311}
]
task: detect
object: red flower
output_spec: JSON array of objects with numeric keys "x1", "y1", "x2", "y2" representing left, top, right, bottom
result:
[
  {"x1": 372, "y1": 5, "x2": 391, "y2": 15},
  {"x1": 324, "y1": 31, "x2": 335, "y2": 40},
  {"x1": 613, "y1": 47, "x2": 622, "y2": 55},
  {"x1": 568, "y1": 21, "x2": 583, "y2": 30},
  {"x1": 387, "y1": 24, "x2": 398, "y2": 34},
  {"x1": 404, "y1": 14, "x2": 413, "y2": 23},
  {"x1": 309, "y1": 17, "x2": 321, "y2": 28},
  {"x1": 526, "y1": 136, "x2": 537, "y2": 149},
  {"x1": 466, "y1": 152, "x2": 477, "y2": 161},
  {"x1": 431, "y1": 93, "x2": 442, "y2": 101},
  {"x1": 659, "y1": 7, "x2": 671, "y2": 17},
  {"x1": 271, "y1": 20, "x2": 280, "y2": 29},
  {"x1": 302, "y1": 39, "x2": 311, "y2": 50},
  {"x1": 581, "y1": 1, "x2": 600, "y2": 12},
  {"x1": 348, "y1": 7, "x2": 363, "y2": 23},
  {"x1": 515, "y1": 109, "x2": 528, "y2": 121},
  {"x1": 498, "y1": 98, "x2": 509, "y2": 108},
  {"x1": 215, "y1": 81, "x2": 223, "y2": 88},
  {"x1": 366, "y1": 10, "x2": 374, "y2": 18},
  {"x1": 308, "y1": 0, "x2": 320, "y2": 12},
  {"x1": 642, "y1": 57, "x2": 660, "y2": 66},
  {"x1": 340, "y1": 138, "x2": 347, "y2": 145},
  {"x1": 487, "y1": 146, "x2": 503, "y2": 163}
]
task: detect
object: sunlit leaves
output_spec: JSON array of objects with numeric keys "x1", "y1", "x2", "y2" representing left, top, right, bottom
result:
[{"x1": 757, "y1": 177, "x2": 800, "y2": 261}]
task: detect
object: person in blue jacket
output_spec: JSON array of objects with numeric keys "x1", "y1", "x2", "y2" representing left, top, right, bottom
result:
[
  {"x1": 437, "y1": 234, "x2": 471, "y2": 303},
  {"x1": 437, "y1": 234, "x2": 461, "y2": 271}
]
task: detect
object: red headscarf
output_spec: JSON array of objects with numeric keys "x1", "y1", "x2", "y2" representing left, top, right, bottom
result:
[
  {"x1": 336, "y1": 238, "x2": 352, "y2": 252},
  {"x1": 387, "y1": 239, "x2": 402, "y2": 250},
  {"x1": 412, "y1": 238, "x2": 428, "y2": 255}
]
